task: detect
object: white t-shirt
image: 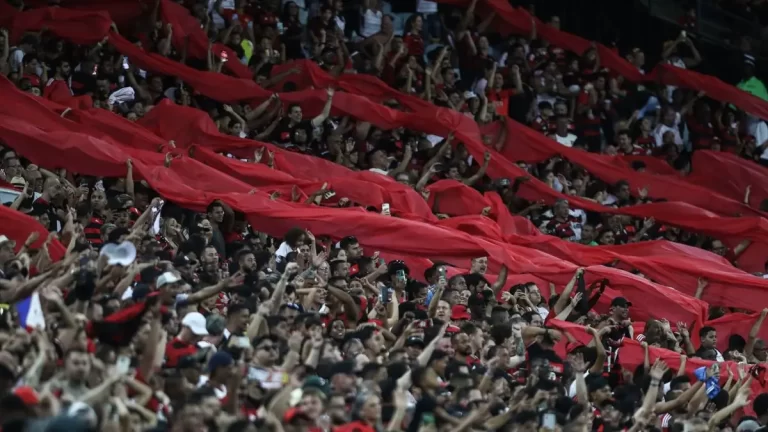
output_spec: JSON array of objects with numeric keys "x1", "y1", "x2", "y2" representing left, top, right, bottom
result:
[
  {"x1": 552, "y1": 133, "x2": 578, "y2": 148},
  {"x1": 369, "y1": 167, "x2": 389, "y2": 175},
  {"x1": 652, "y1": 112, "x2": 683, "y2": 147},
  {"x1": 360, "y1": 8, "x2": 382, "y2": 38},
  {"x1": 275, "y1": 241, "x2": 294, "y2": 259},
  {"x1": 749, "y1": 120, "x2": 768, "y2": 160}
]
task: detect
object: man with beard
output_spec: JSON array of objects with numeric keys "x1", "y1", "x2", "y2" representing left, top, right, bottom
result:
[
  {"x1": 43, "y1": 58, "x2": 72, "y2": 99},
  {"x1": 234, "y1": 248, "x2": 259, "y2": 292},
  {"x1": 199, "y1": 245, "x2": 220, "y2": 285},
  {"x1": 206, "y1": 200, "x2": 233, "y2": 257},
  {"x1": 339, "y1": 235, "x2": 364, "y2": 265},
  {"x1": 173, "y1": 254, "x2": 200, "y2": 286},
  {"x1": 449, "y1": 331, "x2": 481, "y2": 367}
]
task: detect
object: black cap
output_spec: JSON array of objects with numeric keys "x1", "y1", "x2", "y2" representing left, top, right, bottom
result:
[
  {"x1": 173, "y1": 254, "x2": 198, "y2": 268},
  {"x1": 610, "y1": 297, "x2": 632, "y2": 308},
  {"x1": 405, "y1": 337, "x2": 425, "y2": 348}
]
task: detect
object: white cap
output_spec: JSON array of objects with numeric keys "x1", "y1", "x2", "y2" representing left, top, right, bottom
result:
[
  {"x1": 99, "y1": 241, "x2": 137, "y2": 266},
  {"x1": 0, "y1": 235, "x2": 15, "y2": 247},
  {"x1": 156, "y1": 272, "x2": 181, "y2": 288},
  {"x1": 182, "y1": 312, "x2": 209, "y2": 336}
]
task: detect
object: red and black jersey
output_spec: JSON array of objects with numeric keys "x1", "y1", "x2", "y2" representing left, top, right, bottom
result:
[
  {"x1": 84, "y1": 215, "x2": 105, "y2": 246},
  {"x1": 635, "y1": 135, "x2": 656, "y2": 153},
  {"x1": 539, "y1": 216, "x2": 581, "y2": 240}
]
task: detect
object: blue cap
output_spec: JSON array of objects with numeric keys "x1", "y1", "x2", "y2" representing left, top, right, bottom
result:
[{"x1": 207, "y1": 351, "x2": 234, "y2": 373}]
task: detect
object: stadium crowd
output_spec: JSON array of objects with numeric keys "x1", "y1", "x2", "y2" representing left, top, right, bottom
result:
[{"x1": 2, "y1": 0, "x2": 768, "y2": 431}]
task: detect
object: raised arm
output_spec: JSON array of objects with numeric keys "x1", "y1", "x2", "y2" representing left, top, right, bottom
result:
[
  {"x1": 553, "y1": 268, "x2": 584, "y2": 315},
  {"x1": 462, "y1": 151, "x2": 490, "y2": 186},
  {"x1": 311, "y1": 88, "x2": 335, "y2": 127},
  {"x1": 745, "y1": 308, "x2": 768, "y2": 362}
]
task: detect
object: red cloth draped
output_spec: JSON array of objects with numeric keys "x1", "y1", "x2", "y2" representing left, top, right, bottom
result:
[
  {"x1": 3, "y1": 2, "x2": 768, "y2": 363},
  {"x1": 0, "y1": 206, "x2": 66, "y2": 261}
]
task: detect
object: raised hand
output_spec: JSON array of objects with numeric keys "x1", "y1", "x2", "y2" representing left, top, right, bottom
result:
[
  {"x1": 569, "y1": 352, "x2": 587, "y2": 373},
  {"x1": 650, "y1": 360, "x2": 669, "y2": 380}
]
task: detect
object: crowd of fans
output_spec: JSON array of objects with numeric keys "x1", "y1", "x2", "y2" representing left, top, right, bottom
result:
[{"x1": 1, "y1": 0, "x2": 768, "y2": 431}]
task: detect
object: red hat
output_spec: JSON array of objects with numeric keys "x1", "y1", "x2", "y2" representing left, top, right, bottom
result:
[
  {"x1": 451, "y1": 304, "x2": 471, "y2": 321},
  {"x1": 13, "y1": 386, "x2": 40, "y2": 405}
]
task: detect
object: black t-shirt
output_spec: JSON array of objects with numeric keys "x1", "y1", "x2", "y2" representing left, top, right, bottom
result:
[{"x1": 271, "y1": 118, "x2": 313, "y2": 144}]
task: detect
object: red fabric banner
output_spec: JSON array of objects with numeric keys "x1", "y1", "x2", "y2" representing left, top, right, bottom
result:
[{"x1": 2, "y1": 2, "x2": 768, "y2": 346}]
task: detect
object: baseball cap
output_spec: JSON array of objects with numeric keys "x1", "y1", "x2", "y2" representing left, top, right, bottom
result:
[
  {"x1": 303, "y1": 375, "x2": 330, "y2": 396},
  {"x1": 610, "y1": 297, "x2": 632, "y2": 308},
  {"x1": 156, "y1": 272, "x2": 181, "y2": 288},
  {"x1": 173, "y1": 254, "x2": 198, "y2": 268},
  {"x1": 181, "y1": 312, "x2": 209, "y2": 336},
  {"x1": 207, "y1": 351, "x2": 234, "y2": 373},
  {"x1": 405, "y1": 337, "x2": 425, "y2": 348}
]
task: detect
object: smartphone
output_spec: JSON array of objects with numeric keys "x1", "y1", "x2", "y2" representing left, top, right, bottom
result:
[
  {"x1": 122, "y1": 58, "x2": 130, "y2": 70},
  {"x1": 220, "y1": 51, "x2": 229, "y2": 62},
  {"x1": 438, "y1": 266, "x2": 446, "y2": 278},
  {"x1": 498, "y1": 178, "x2": 511, "y2": 187},
  {"x1": 323, "y1": 191, "x2": 336, "y2": 199},
  {"x1": 396, "y1": 269, "x2": 406, "y2": 281},
  {"x1": 542, "y1": 412, "x2": 556, "y2": 429},
  {"x1": 116, "y1": 355, "x2": 131, "y2": 374},
  {"x1": 380, "y1": 285, "x2": 390, "y2": 304},
  {"x1": 92, "y1": 64, "x2": 98, "y2": 76},
  {"x1": 382, "y1": 203, "x2": 390, "y2": 214}
]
